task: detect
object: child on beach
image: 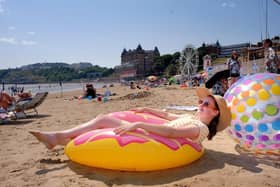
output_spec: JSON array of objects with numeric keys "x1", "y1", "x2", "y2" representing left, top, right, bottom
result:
[{"x1": 30, "y1": 87, "x2": 232, "y2": 149}]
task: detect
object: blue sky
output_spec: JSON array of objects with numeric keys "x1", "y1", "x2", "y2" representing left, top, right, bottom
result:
[{"x1": 0, "y1": 0, "x2": 279, "y2": 69}]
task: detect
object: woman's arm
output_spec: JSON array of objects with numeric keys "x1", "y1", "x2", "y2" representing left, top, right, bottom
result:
[
  {"x1": 114, "y1": 122, "x2": 200, "y2": 140},
  {"x1": 130, "y1": 107, "x2": 181, "y2": 120}
]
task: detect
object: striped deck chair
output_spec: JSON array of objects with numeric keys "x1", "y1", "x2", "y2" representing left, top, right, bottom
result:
[{"x1": 11, "y1": 92, "x2": 48, "y2": 118}]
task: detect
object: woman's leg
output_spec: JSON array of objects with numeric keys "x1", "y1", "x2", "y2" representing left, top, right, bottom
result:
[{"x1": 29, "y1": 115, "x2": 126, "y2": 149}]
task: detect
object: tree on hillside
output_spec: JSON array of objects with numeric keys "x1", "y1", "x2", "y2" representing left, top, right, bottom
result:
[
  {"x1": 0, "y1": 64, "x2": 115, "y2": 83},
  {"x1": 197, "y1": 44, "x2": 207, "y2": 71},
  {"x1": 164, "y1": 63, "x2": 177, "y2": 77},
  {"x1": 102, "y1": 68, "x2": 115, "y2": 77},
  {"x1": 152, "y1": 54, "x2": 173, "y2": 75},
  {"x1": 152, "y1": 52, "x2": 180, "y2": 76}
]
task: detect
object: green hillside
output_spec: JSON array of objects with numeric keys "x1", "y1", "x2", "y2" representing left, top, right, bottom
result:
[{"x1": 0, "y1": 64, "x2": 114, "y2": 84}]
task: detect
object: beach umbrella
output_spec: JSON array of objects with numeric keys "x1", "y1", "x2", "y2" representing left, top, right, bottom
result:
[
  {"x1": 205, "y1": 69, "x2": 230, "y2": 88},
  {"x1": 147, "y1": 75, "x2": 157, "y2": 82}
]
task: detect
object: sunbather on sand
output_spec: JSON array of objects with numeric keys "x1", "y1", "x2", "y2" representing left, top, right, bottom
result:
[
  {"x1": 30, "y1": 88, "x2": 232, "y2": 149},
  {"x1": 0, "y1": 92, "x2": 15, "y2": 111}
]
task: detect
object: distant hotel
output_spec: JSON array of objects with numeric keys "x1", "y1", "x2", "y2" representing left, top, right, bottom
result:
[
  {"x1": 115, "y1": 44, "x2": 160, "y2": 80},
  {"x1": 203, "y1": 41, "x2": 250, "y2": 58}
]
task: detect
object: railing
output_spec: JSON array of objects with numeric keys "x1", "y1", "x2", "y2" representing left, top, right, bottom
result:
[
  {"x1": 210, "y1": 58, "x2": 266, "y2": 76},
  {"x1": 240, "y1": 58, "x2": 265, "y2": 75}
]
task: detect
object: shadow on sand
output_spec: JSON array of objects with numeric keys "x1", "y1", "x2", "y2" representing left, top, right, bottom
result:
[
  {"x1": 0, "y1": 114, "x2": 51, "y2": 125},
  {"x1": 63, "y1": 148, "x2": 275, "y2": 186},
  {"x1": 234, "y1": 144, "x2": 280, "y2": 168}
]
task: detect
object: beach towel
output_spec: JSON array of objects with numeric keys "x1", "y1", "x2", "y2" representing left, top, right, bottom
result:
[
  {"x1": 0, "y1": 111, "x2": 10, "y2": 124},
  {"x1": 165, "y1": 105, "x2": 198, "y2": 111},
  {"x1": 0, "y1": 112, "x2": 9, "y2": 119}
]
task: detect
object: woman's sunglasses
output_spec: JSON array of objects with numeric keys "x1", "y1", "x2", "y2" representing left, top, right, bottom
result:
[{"x1": 198, "y1": 99, "x2": 217, "y2": 110}]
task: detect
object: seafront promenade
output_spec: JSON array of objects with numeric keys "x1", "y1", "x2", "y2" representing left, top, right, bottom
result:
[{"x1": 211, "y1": 58, "x2": 265, "y2": 76}]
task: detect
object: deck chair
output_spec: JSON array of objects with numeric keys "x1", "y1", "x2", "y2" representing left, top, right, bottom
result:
[{"x1": 11, "y1": 92, "x2": 48, "y2": 118}]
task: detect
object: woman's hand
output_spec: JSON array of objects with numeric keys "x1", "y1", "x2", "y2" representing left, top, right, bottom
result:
[
  {"x1": 114, "y1": 123, "x2": 139, "y2": 135},
  {"x1": 130, "y1": 107, "x2": 174, "y2": 120}
]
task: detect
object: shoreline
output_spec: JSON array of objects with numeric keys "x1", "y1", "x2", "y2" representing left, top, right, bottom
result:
[{"x1": 2, "y1": 81, "x2": 120, "y2": 95}]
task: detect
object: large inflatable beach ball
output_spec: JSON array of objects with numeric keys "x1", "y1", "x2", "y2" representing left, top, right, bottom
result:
[{"x1": 224, "y1": 73, "x2": 280, "y2": 155}]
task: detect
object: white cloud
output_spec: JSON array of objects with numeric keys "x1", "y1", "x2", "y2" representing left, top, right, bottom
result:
[
  {"x1": 21, "y1": 40, "x2": 37, "y2": 46},
  {"x1": 221, "y1": 1, "x2": 236, "y2": 8},
  {"x1": 0, "y1": 0, "x2": 6, "y2": 14},
  {"x1": 27, "y1": 31, "x2": 36, "y2": 35},
  {"x1": 8, "y1": 26, "x2": 16, "y2": 30},
  {"x1": 0, "y1": 37, "x2": 17, "y2": 45},
  {"x1": 0, "y1": 37, "x2": 37, "y2": 46}
]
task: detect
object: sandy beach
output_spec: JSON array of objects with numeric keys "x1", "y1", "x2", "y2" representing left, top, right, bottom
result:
[{"x1": 0, "y1": 85, "x2": 279, "y2": 187}]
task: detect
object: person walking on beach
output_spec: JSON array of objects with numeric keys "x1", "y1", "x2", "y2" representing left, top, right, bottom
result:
[
  {"x1": 226, "y1": 51, "x2": 241, "y2": 87},
  {"x1": 263, "y1": 38, "x2": 279, "y2": 73},
  {"x1": 29, "y1": 87, "x2": 231, "y2": 149}
]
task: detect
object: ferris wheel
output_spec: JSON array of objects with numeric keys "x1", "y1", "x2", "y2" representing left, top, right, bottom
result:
[{"x1": 179, "y1": 45, "x2": 199, "y2": 81}]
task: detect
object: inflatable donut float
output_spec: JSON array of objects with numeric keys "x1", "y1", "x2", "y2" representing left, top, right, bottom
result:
[{"x1": 65, "y1": 111, "x2": 204, "y2": 171}]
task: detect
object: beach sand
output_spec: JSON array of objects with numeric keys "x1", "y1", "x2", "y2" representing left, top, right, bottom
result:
[{"x1": 0, "y1": 85, "x2": 279, "y2": 187}]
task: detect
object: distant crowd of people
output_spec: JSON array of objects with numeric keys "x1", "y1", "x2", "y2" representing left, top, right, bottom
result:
[{"x1": 77, "y1": 83, "x2": 114, "y2": 102}]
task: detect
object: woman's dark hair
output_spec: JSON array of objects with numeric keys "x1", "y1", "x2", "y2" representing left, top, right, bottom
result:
[
  {"x1": 264, "y1": 39, "x2": 273, "y2": 47},
  {"x1": 207, "y1": 114, "x2": 219, "y2": 140},
  {"x1": 207, "y1": 96, "x2": 220, "y2": 140},
  {"x1": 231, "y1": 51, "x2": 239, "y2": 60}
]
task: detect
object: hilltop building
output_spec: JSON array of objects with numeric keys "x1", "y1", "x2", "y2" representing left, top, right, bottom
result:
[
  {"x1": 202, "y1": 41, "x2": 252, "y2": 58},
  {"x1": 70, "y1": 62, "x2": 93, "y2": 70},
  {"x1": 219, "y1": 43, "x2": 251, "y2": 58},
  {"x1": 202, "y1": 41, "x2": 221, "y2": 58},
  {"x1": 115, "y1": 44, "x2": 160, "y2": 80}
]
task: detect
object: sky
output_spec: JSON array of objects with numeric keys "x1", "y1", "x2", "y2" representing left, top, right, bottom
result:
[{"x1": 0, "y1": 0, "x2": 279, "y2": 69}]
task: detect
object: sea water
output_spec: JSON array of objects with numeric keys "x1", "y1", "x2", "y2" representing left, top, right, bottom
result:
[{"x1": 1, "y1": 82, "x2": 116, "y2": 94}]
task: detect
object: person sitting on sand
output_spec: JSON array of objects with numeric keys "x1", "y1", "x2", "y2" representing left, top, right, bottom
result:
[
  {"x1": 83, "y1": 83, "x2": 96, "y2": 99},
  {"x1": 130, "y1": 81, "x2": 136, "y2": 89},
  {"x1": 205, "y1": 69, "x2": 230, "y2": 97},
  {"x1": 29, "y1": 87, "x2": 231, "y2": 149},
  {"x1": 211, "y1": 78, "x2": 228, "y2": 96}
]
